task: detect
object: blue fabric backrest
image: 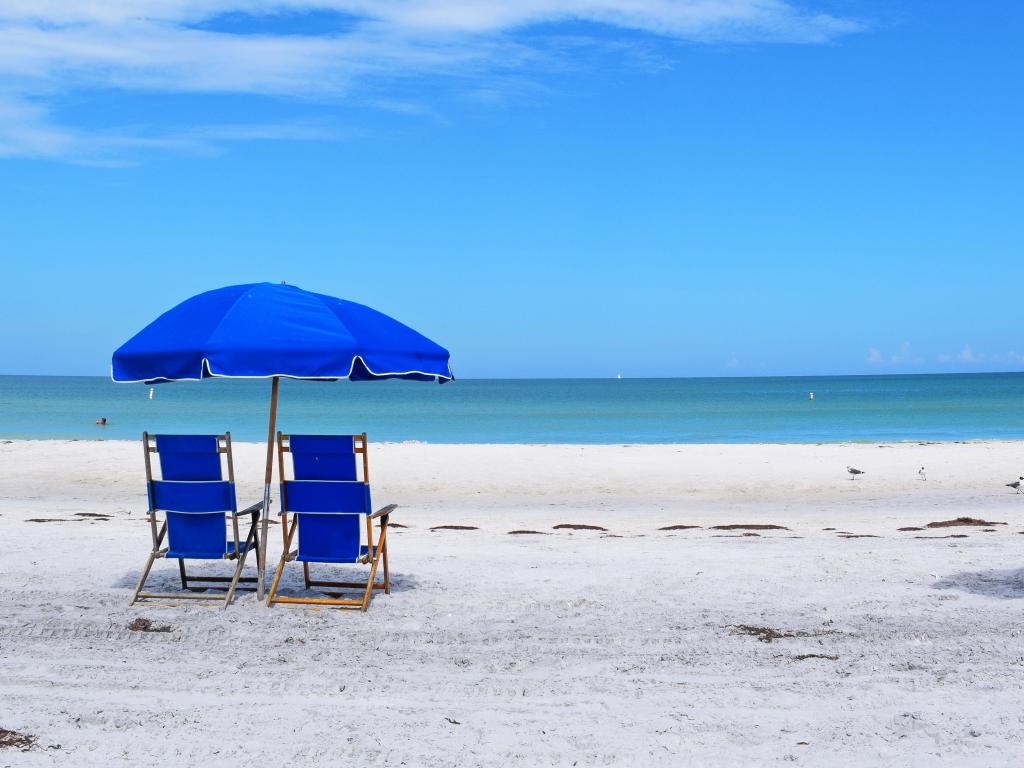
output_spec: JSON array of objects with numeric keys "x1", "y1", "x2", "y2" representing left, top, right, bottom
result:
[
  {"x1": 150, "y1": 480, "x2": 236, "y2": 513},
  {"x1": 155, "y1": 434, "x2": 223, "y2": 481},
  {"x1": 288, "y1": 435, "x2": 358, "y2": 481},
  {"x1": 282, "y1": 480, "x2": 370, "y2": 514}
]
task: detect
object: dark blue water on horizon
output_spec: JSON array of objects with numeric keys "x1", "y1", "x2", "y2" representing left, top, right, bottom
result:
[{"x1": 0, "y1": 373, "x2": 1022, "y2": 444}]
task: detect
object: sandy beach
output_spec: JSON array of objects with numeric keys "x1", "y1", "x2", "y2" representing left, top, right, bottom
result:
[{"x1": 2, "y1": 438, "x2": 1024, "y2": 766}]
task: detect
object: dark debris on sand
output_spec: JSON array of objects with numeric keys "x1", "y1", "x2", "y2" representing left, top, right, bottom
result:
[
  {"x1": 429, "y1": 525, "x2": 479, "y2": 531},
  {"x1": 508, "y1": 530, "x2": 548, "y2": 535},
  {"x1": 658, "y1": 525, "x2": 701, "y2": 531},
  {"x1": 711, "y1": 524, "x2": 789, "y2": 531},
  {"x1": 553, "y1": 524, "x2": 607, "y2": 531},
  {"x1": 898, "y1": 527, "x2": 924, "y2": 532},
  {"x1": 927, "y1": 517, "x2": 1006, "y2": 528},
  {"x1": 731, "y1": 624, "x2": 838, "y2": 644},
  {"x1": 25, "y1": 518, "x2": 78, "y2": 523},
  {"x1": 793, "y1": 653, "x2": 839, "y2": 661},
  {"x1": 0, "y1": 729, "x2": 36, "y2": 751},
  {"x1": 914, "y1": 534, "x2": 969, "y2": 539},
  {"x1": 127, "y1": 618, "x2": 174, "y2": 633}
]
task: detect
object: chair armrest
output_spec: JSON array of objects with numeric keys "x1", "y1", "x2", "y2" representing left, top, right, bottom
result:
[
  {"x1": 235, "y1": 500, "x2": 266, "y2": 518},
  {"x1": 369, "y1": 504, "x2": 397, "y2": 521}
]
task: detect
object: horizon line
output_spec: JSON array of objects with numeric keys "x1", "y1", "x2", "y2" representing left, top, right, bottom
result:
[{"x1": 2, "y1": 370, "x2": 1023, "y2": 382}]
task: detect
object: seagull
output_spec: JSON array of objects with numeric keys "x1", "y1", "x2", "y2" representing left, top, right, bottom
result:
[
  {"x1": 1008, "y1": 477, "x2": 1024, "y2": 494},
  {"x1": 847, "y1": 466, "x2": 865, "y2": 480},
  {"x1": 918, "y1": 466, "x2": 926, "y2": 481}
]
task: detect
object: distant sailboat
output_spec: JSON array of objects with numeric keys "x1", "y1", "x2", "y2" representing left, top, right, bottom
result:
[{"x1": 616, "y1": 373, "x2": 622, "y2": 380}]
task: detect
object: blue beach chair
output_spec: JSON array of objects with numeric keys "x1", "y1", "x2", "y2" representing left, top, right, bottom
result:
[
  {"x1": 131, "y1": 433, "x2": 264, "y2": 607},
  {"x1": 266, "y1": 433, "x2": 395, "y2": 611}
]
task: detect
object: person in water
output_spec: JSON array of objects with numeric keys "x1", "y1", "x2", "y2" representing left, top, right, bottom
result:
[{"x1": 96, "y1": 417, "x2": 107, "y2": 426}]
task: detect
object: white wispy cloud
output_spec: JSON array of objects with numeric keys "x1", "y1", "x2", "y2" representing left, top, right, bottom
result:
[
  {"x1": 890, "y1": 341, "x2": 922, "y2": 365},
  {"x1": 936, "y1": 346, "x2": 1024, "y2": 368},
  {"x1": 0, "y1": 1, "x2": 862, "y2": 161},
  {"x1": 865, "y1": 342, "x2": 923, "y2": 367},
  {"x1": 956, "y1": 343, "x2": 980, "y2": 364},
  {"x1": 0, "y1": 94, "x2": 344, "y2": 163}
]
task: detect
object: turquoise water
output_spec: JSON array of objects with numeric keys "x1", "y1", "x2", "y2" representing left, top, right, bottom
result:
[{"x1": 0, "y1": 374, "x2": 1022, "y2": 444}]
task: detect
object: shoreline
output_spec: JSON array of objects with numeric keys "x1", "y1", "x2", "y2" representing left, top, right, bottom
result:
[{"x1": 3, "y1": 436, "x2": 1024, "y2": 446}]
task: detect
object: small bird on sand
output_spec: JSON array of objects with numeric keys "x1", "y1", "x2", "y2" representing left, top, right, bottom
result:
[
  {"x1": 1008, "y1": 477, "x2": 1024, "y2": 494},
  {"x1": 847, "y1": 466, "x2": 865, "y2": 480},
  {"x1": 918, "y1": 466, "x2": 926, "y2": 481}
]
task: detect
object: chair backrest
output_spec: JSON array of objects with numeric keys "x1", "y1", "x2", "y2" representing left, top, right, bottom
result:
[
  {"x1": 282, "y1": 433, "x2": 368, "y2": 482},
  {"x1": 154, "y1": 434, "x2": 226, "y2": 481},
  {"x1": 144, "y1": 432, "x2": 236, "y2": 559},
  {"x1": 283, "y1": 480, "x2": 371, "y2": 515},
  {"x1": 277, "y1": 433, "x2": 372, "y2": 563},
  {"x1": 282, "y1": 481, "x2": 371, "y2": 562}
]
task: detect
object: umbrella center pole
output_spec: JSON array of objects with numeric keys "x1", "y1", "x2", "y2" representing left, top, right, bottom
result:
[{"x1": 258, "y1": 376, "x2": 280, "y2": 601}]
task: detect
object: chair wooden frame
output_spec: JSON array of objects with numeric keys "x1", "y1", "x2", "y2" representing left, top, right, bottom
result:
[
  {"x1": 265, "y1": 432, "x2": 396, "y2": 611},
  {"x1": 131, "y1": 432, "x2": 263, "y2": 608}
]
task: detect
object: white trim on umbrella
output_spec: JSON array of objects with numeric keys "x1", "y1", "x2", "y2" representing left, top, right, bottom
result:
[{"x1": 110, "y1": 354, "x2": 455, "y2": 384}]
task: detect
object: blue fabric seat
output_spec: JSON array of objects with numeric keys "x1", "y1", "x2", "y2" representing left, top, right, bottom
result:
[
  {"x1": 131, "y1": 433, "x2": 263, "y2": 608},
  {"x1": 167, "y1": 536, "x2": 257, "y2": 560}
]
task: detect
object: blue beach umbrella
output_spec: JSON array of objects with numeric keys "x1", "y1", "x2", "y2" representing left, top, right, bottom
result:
[{"x1": 112, "y1": 282, "x2": 453, "y2": 598}]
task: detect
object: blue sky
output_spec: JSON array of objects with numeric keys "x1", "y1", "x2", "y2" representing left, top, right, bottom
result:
[{"x1": 0, "y1": 1, "x2": 1021, "y2": 378}]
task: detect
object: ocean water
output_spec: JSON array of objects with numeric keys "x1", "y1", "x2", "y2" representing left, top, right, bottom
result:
[{"x1": 0, "y1": 373, "x2": 1022, "y2": 444}]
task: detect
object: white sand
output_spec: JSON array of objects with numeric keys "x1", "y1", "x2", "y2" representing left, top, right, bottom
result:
[{"x1": 2, "y1": 439, "x2": 1024, "y2": 766}]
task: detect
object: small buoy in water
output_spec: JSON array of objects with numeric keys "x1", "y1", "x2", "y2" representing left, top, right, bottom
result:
[
  {"x1": 809, "y1": 392, "x2": 814, "y2": 400},
  {"x1": 96, "y1": 417, "x2": 107, "y2": 426},
  {"x1": 148, "y1": 387, "x2": 155, "y2": 400}
]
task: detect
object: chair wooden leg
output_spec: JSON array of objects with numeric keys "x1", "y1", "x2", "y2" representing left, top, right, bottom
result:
[
  {"x1": 178, "y1": 558, "x2": 188, "y2": 589},
  {"x1": 131, "y1": 549, "x2": 160, "y2": 606},
  {"x1": 302, "y1": 562, "x2": 311, "y2": 589},
  {"x1": 130, "y1": 523, "x2": 166, "y2": 606},
  {"x1": 361, "y1": 546, "x2": 383, "y2": 611},
  {"x1": 266, "y1": 518, "x2": 296, "y2": 607},
  {"x1": 382, "y1": 540, "x2": 390, "y2": 595},
  {"x1": 224, "y1": 522, "x2": 258, "y2": 609},
  {"x1": 265, "y1": 556, "x2": 288, "y2": 607}
]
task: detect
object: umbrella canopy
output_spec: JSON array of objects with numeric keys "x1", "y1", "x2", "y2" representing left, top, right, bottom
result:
[
  {"x1": 111, "y1": 282, "x2": 452, "y2": 600},
  {"x1": 112, "y1": 282, "x2": 453, "y2": 383}
]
